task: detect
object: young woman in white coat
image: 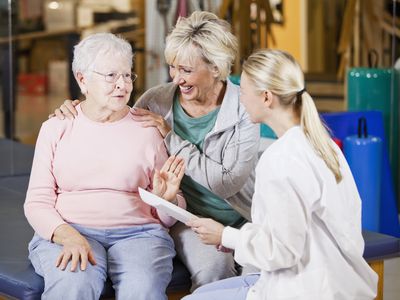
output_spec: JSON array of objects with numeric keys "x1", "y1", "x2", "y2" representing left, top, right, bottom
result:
[{"x1": 184, "y1": 49, "x2": 378, "y2": 300}]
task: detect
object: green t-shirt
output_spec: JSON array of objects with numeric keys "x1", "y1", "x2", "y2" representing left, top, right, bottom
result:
[{"x1": 173, "y1": 96, "x2": 245, "y2": 227}]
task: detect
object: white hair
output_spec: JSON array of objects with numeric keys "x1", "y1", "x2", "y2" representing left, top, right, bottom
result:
[
  {"x1": 72, "y1": 33, "x2": 133, "y2": 77},
  {"x1": 165, "y1": 11, "x2": 238, "y2": 81}
]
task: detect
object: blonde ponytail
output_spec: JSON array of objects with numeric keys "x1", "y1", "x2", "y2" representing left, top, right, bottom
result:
[
  {"x1": 300, "y1": 92, "x2": 342, "y2": 182},
  {"x1": 243, "y1": 49, "x2": 342, "y2": 182}
]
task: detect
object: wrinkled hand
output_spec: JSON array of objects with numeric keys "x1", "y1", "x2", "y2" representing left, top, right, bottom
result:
[
  {"x1": 48, "y1": 99, "x2": 80, "y2": 120},
  {"x1": 131, "y1": 107, "x2": 171, "y2": 138},
  {"x1": 152, "y1": 156, "x2": 185, "y2": 202},
  {"x1": 187, "y1": 218, "x2": 225, "y2": 246},
  {"x1": 53, "y1": 224, "x2": 96, "y2": 272}
]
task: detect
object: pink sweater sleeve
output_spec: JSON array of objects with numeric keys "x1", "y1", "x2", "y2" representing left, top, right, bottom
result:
[
  {"x1": 151, "y1": 140, "x2": 186, "y2": 228},
  {"x1": 24, "y1": 120, "x2": 67, "y2": 240}
]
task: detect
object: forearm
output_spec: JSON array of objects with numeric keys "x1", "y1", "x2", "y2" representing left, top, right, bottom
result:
[{"x1": 156, "y1": 193, "x2": 186, "y2": 227}]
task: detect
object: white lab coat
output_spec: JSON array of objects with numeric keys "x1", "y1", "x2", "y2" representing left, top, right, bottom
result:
[{"x1": 222, "y1": 126, "x2": 378, "y2": 300}]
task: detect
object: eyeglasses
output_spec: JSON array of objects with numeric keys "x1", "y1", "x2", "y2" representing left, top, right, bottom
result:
[{"x1": 92, "y1": 71, "x2": 138, "y2": 83}]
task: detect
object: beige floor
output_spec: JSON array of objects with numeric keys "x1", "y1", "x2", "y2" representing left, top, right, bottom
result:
[{"x1": 384, "y1": 257, "x2": 400, "y2": 300}]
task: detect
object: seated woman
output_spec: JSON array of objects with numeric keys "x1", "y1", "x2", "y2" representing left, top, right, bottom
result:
[
  {"x1": 24, "y1": 33, "x2": 185, "y2": 300},
  {"x1": 184, "y1": 49, "x2": 378, "y2": 300}
]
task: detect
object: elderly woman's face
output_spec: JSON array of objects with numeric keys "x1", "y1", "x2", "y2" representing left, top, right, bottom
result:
[
  {"x1": 169, "y1": 54, "x2": 219, "y2": 102},
  {"x1": 81, "y1": 53, "x2": 133, "y2": 111}
]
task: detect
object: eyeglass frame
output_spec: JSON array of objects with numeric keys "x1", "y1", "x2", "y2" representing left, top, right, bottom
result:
[{"x1": 92, "y1": 70, "x2": 138, "y2": 84}]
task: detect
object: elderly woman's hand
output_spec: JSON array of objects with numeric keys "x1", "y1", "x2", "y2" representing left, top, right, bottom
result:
[
  {"x1": 152, "y1": 156, "x2": 185, "y2": 203},
  {"x1": 52, "y1": 224, "x2": 96, "y2": 272},
  {"x1": 187, "y1": 218, "x2": 225, "y2": 246},
  {"x1": 131, "y1": 107, "x2": 171, "y2": 138},
  {"x1": 48, "y1": 99, "x2": 81, "y2": 120}
]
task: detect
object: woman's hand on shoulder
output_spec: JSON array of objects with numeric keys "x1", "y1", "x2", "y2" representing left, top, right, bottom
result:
[
  {"x1": 52, "y1": 224, "x2": 96, "y2": 272},
  {"x1": 48, "y1": 99, "x2": 81, "y2": 120},
  {"x1": 152, "y1": 156, "x2": 185, "y2": 203},
  {"x1": 131, "y1": 107, "x2": 171, "y2": 138}
]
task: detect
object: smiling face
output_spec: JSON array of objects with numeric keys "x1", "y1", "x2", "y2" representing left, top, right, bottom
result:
[
  {"x1": 239, "y1": 72, "x2": 268, "y2": 124},
  {"x1": 78, "y1": 53, "x2": 133, "y2": 113},
  {"x1": 169, "y1": 52, "x2": 220, "y2": 103}
]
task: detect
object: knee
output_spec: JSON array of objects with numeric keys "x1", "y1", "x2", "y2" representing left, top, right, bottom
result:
[
  {"x1": 117, "y1": 280, "x2": 167, "y2": 300},
  {"x1": 190, "y1": 256, "x2": 237, "y2": 290},
  {"x1": 43, "y1": 269, "x2": 104, "y2": 299}
]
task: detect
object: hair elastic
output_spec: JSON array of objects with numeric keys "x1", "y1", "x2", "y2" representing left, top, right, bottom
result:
[{"x1": 297, "y1": 88, "x2": 306, "y2": 96}]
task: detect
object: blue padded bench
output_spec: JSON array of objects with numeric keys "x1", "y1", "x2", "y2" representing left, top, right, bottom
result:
[
  {"x1": 1, "y1": 139, "x2": 399, "y2": 300},
  {"x1": 0, "y1": 139, "x2": 191, "y2": 299},
  {"x1": 362, "y1": 230, "x2": 400, "y2": 300}
]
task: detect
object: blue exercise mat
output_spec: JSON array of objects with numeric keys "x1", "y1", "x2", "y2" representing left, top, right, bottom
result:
[{"x1": 321, "y1": 111, "x2": 400, "y2": 237}]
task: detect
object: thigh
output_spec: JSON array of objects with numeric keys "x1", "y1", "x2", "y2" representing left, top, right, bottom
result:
[
  {"x1": 170, "y1": 222, "x2": 237, "y2": 290},
  {"x1": 29, "y1": 234, "x2": 107, "y2": 277},
  {"x1": 107, "y1": 224, "x2": 175, "y2": 299},
  {"x1": 28, "y1": 234, "x2": 107, "y2": 299}
]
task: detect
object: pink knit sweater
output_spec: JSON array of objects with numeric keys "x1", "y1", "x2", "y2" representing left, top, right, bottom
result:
[{"x1": 24, "y1": 104, "x2": 185, "y2": 240}]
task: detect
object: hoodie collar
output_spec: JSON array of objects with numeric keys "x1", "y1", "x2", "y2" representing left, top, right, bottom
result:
[{"x1": 213, "y1": 79, "x2": 241, "y2": 132}]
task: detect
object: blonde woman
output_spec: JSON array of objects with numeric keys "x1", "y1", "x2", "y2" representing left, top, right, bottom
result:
[
  {"x1": 184, "y1": 49, "x2": 378, "y2": 300},
  {"x1": 51, "y1": 11, "x2": 259, "y2": 290}
]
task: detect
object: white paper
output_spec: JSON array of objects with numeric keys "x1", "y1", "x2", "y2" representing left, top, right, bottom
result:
[{"x1": 138, "y1": 188, "x2": 197, "y2": 223}]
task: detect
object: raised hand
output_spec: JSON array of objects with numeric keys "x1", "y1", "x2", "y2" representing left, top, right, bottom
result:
[
  {"x1": 131, "y1": 107, "x2": 171, "y2": 138},
  {"x1": 152, "y1": 156, "x2": 185, "y2": 202},
  {"x1": 49, "y1": 99, "x2": 81, "y2": 120}
]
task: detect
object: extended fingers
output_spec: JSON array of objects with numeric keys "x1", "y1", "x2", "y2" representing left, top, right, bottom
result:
[
  {"x1": 164, "y1": 156, "x2": 184, "y2": 174},
  {"x1": 70, "y1": 249, "x2": 80, "y2": 271},
  {"x1": 168, "y1": 156, "x2": 182, "y2": 173},
  {"x1": 160, "y1": 156, "x2": 176, "y2": 173},
  {"x1": 131, "y1": 107, "x2": 157, "y2": 117},
  {"x1": 79, "y1": 251, "x2": 88, "y2": 271},
  {"x1": 88, "y1": 250, "x2": 97, "y2": 266},
  {"x1": 57, "y1": 251, "x2": 72, "y2": 271},
  {"x1": 175, "y1": 160, "x2": 186, "y2": 180}
]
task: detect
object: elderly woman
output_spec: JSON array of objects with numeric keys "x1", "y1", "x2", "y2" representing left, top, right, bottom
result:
[
  {"x1": 183, "y1": 49, "x2": 378, "y2": 300},
  {"x1": 24, "y1": 33, "x2": 186, "y2": 300},
  {"x1": 53, "y1": 11, "x2": 260, "y2": 290}
]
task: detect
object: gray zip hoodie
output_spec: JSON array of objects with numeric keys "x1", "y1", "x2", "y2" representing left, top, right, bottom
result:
[{"x1": 135, "y1": 80, "x2": 260, "y2": 221}]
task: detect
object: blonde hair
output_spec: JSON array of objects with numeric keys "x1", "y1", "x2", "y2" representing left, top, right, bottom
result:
[
  {"x1": 243, "y1": 49, "x2": 342, "y2": 182},
  {"x1": 164, "y1": 11, "x2": 238, "y2": 81}
]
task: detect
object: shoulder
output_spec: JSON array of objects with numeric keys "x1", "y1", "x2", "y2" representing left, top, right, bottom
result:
[
  {"x1": 126, "y1": 112, "x2": 164, "y2": 144},
  {"x1": 258, "y1": 130, "x2": 310, "y2": 179},
  {"x1": 39, "y1": 116, "x2": 73, "y2": 140},
  {"x1": 135, "y1": 82, "x2": 176, "y2": 108}
]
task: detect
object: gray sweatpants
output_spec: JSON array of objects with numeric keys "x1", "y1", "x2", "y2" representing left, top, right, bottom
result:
[{"x1": 170, "y1": 222, "x2": 238, "y2": 291}]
